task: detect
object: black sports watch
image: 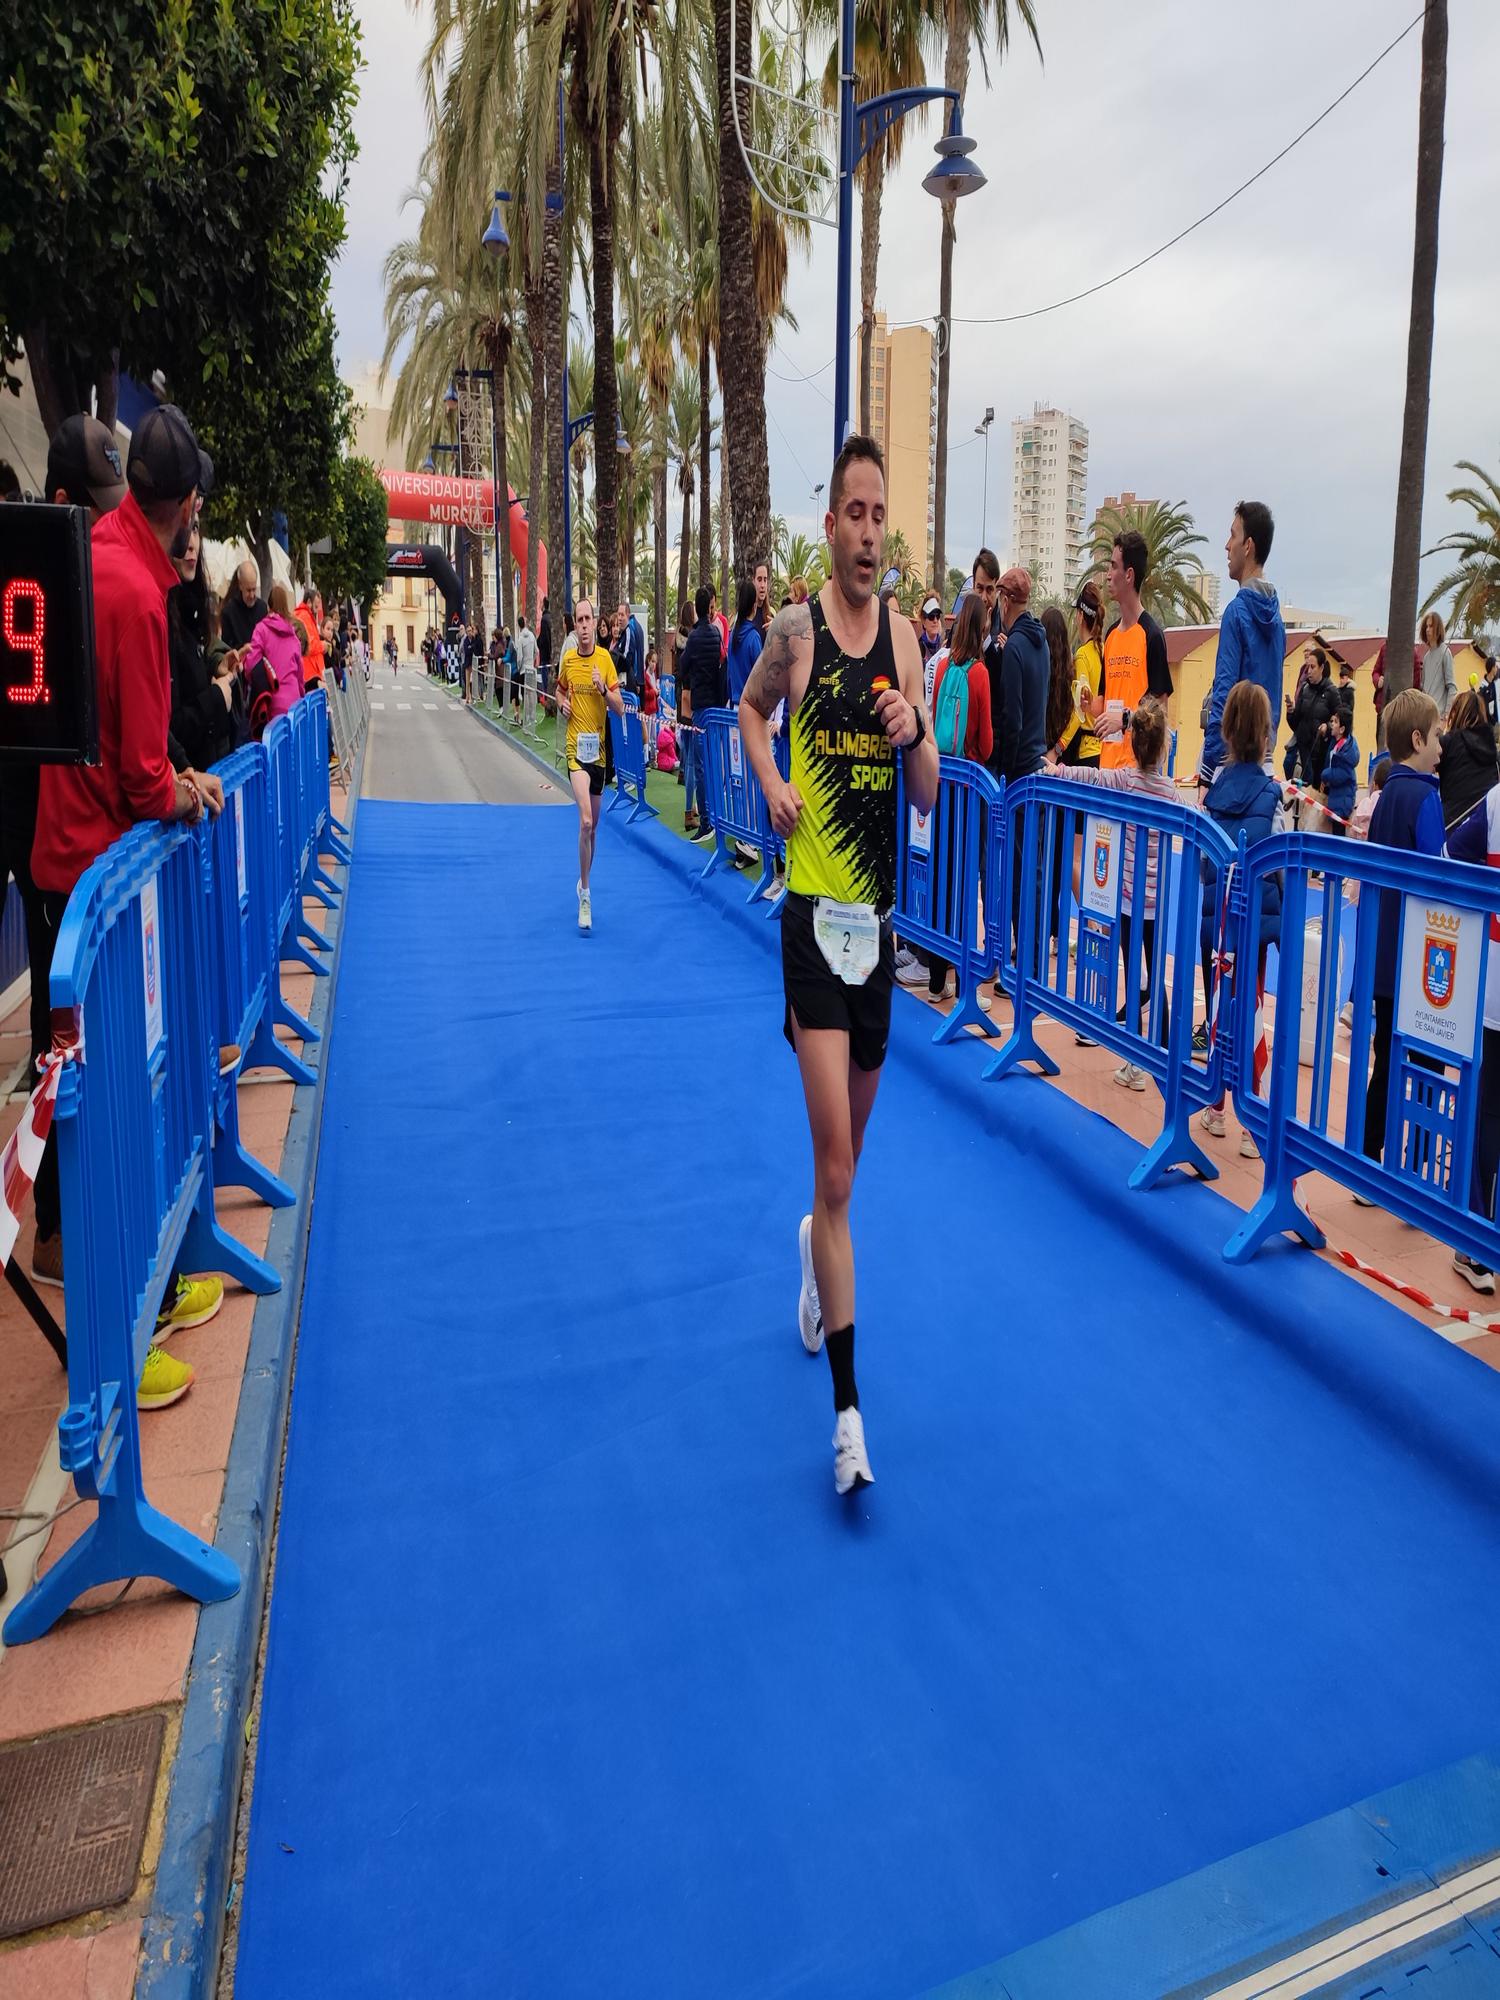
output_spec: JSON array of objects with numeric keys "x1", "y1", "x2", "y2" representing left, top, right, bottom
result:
[{"x1": 904, "y1": 706, "x2": 927, "y2": 751}]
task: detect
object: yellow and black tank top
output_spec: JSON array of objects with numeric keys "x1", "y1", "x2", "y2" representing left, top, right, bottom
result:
[{"x1": 786, "y1": 596, "x2": 898, "y2": 909}]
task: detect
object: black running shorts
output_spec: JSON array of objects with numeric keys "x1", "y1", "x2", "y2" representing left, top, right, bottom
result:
[
  {"x1": 571, "y1": 760, "x2": 605, "y2": 796},
  {"x1": 780, "y1": 890, "x2": 895, "y2": 1073}
]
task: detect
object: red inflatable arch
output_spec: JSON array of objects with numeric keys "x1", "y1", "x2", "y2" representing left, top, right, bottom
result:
[{"x1": 379, "y1": 469, "x2": 547, "y2": 614}]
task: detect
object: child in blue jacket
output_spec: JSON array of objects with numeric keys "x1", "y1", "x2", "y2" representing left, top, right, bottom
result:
[{"x1": 1321, "y1": 710, "x2": 1358, "y2": 831}]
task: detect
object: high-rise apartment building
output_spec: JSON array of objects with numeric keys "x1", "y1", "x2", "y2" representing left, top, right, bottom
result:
[
  {"x1": 1011, "y1": 406, "x2": 1089, "y2": 596},
  {"x1": 855, "y1": 311, "x2": 936, "y2": 576},
  {"x1": 1184, "y1": 564, "x2": 1221, "y2": 620}
]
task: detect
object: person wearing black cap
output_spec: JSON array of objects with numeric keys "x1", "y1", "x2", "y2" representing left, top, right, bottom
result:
[
  {"x1": 30, "y1": 403, "x2": 227, "y2": 1409},
  {"x1": 45, "y1": 414, "x2": 127, "y2": 520}
]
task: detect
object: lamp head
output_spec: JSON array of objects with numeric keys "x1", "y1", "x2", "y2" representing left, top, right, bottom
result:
[
  {"x1": 922, "y1": 130, "x2": 986, "y2": 202},
  {"x1": 421, "y1": 453, "x2": 436, "y2": 473},
  {"x1": 443, "y1": 381, "x2": 459, "y2": 409},
  {"x1": 482, "y1": 189, "x2": 511, "y2": 257}
]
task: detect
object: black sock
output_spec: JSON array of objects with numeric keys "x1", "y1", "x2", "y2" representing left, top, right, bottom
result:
[{"x1": 825, "y1": 1323, "x2": 858, "y2": 1413}]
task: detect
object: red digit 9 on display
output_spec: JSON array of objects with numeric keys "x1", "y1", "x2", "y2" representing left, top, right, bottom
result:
[
  {"x1": 1, "y1": 577, "x2": 49, "y2": 704},
  {"x1": 0, "y1": 504, "x2": 99, "y2": 763}
]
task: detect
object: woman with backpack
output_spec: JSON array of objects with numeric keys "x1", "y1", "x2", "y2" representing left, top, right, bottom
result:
[{"x1": 896, "y1": 590, "x2": 993, "y2": 999}]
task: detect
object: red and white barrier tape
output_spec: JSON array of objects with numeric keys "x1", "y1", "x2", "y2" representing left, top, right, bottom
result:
[
  {"x1": 1317, "y1": 1232, "x2": 1500, "y2": 1336},
  {"x1": 0, "y1": 1036, "x2": 79, "y2": 1272}
]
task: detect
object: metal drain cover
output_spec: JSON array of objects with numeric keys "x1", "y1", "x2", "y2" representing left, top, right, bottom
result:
[{"x1": 0, "y1": 1711, "x2": 165, "y2": 1938}]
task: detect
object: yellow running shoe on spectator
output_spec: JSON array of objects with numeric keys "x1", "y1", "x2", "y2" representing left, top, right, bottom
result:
[
  {"x1": 138, "y1": 1345, "x2": 194, "y2": 1410},
  {"x1": 155, "y1": 1274, "x2": 224, "y2": 1339}
]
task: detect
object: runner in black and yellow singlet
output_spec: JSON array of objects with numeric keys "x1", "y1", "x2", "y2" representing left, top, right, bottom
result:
[
  {"x1": 736, "y1": 434, "x2": 940, "y2": 1497},
  {"x1": 784, "y1": 596, "x2": 900, "y2": 914}
]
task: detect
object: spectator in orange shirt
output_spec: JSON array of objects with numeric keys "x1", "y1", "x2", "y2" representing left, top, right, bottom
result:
[{"x1": 295, "y1": 587, "x2": 328, "y2": 686}]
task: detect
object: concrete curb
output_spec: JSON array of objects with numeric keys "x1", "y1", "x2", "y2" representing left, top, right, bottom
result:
[{"x1": 135, "y1": 740, "x2": 365, "y2": 2000}]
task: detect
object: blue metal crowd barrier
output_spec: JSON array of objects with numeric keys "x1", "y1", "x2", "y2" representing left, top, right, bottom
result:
[
  {"x1": 697, "y1": 707, "x2": 784, "y2": 908},
  {"x1": 206, "y1": 748, "x2": 297, "y2": 1206},
  {"x1": 1224, "y1": 834, "x2": 1500, "y2": 1269},
  {"x1": 984, "y1": 774, "x2": 1238, "y2": 1190},
  {"x1": 265, "y1": 711, "x2": 330, "y2": 997},
  {"x1": 3, "y1": 822, "x2": 281, "y2": 1643},
  {"x1": 607, "y1": 694, "x2": 658, "y2": 823},
  {"x1": 893, "y1": 757, "x2": 1004, "y2": 1043}
]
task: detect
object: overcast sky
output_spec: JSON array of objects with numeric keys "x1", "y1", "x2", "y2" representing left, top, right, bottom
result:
[{"x1": 333, "y1": 0, "x2": 1499, "y2": 629}]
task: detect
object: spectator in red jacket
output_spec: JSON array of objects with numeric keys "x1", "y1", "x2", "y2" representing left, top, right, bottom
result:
[{"x1": 30, "y1": 402, "x2": 227, "y2": 1411}]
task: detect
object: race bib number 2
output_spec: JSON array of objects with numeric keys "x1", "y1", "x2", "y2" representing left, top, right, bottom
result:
[{"x1": 813, "y1": 898, "x2": 880, "y2": 986}]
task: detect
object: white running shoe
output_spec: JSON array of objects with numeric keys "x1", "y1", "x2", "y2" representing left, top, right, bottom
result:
[
  {"x1": 1239, "y1": 1131, "x2": 1258, "y2": 1159},
  {"x1": 833, "y1": 1407, "x2": 873, "y2": 1495},
  {"x1": 797, "y1": 1214, "x2": 823, "y2": 1354},
  {"x1": 895, "y1": 958, "x2": 928, "y2": 988},
  {"x1": 893, "y1": 945, "x2": 917, "y2": 972},
  {"x1": 1199, "y1": 1106, "x2": 1226, "y2": 1139},
  {"x1": 1113, "y1": 1061, "x2": 1148, "y2": 1091},
  {"x1": 578, "y1": 888, "x2": 592, "y2": 933}
]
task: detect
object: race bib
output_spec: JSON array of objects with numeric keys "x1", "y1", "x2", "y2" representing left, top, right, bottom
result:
[
  {"x1": 575, "y1": 731, "x2": 600, "y2": 765},
  {"x1": 813, "y1": 898, "x2": 880, "y2": 986}
]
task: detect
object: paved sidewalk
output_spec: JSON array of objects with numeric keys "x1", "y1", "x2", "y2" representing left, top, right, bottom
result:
[{"x1": 0, "y1": 780, "x2": 350, "y2": 2000}]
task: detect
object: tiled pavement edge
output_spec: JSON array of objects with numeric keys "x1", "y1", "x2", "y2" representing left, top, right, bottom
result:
[
  {"x1": 0, "y1": 752, "x2": 360, "y2": 2000},
  {"x1": 134, "y1": 756, "x2": 361, "y2": 2000}
]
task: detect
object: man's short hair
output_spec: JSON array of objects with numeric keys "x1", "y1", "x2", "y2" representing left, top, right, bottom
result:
[
  {"x1": 0, "y1": 460, "x2": 21, "y2": 501},
  {"x1": 972, "y1": 548, "x2": 1000, "y2": 584},
  {"x1": 1385, "y1": 686, "x2": 1440, "y2": 763},
  {"x1": 829, "y1": 433, "x2": 885, "y2": 513},
  {"x1": 1235, "y1": 499, "x2": 1274, "y2": 565},
  {"x1": 694, "y1": 584, "x2": 712, "y2": 620},
  {"x1": 1114, "y1": 530, "x2": 1149, "y2": 592}
]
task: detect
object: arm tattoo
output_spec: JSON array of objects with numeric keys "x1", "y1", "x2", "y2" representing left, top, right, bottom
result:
[{"x1": 742, "y1": 602, "x2": 812, "y2": 718}]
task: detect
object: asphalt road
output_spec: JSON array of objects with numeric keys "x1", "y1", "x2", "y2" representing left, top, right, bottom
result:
[{"x1": 361, "y1": 667, "x2": 566, "y2": 806}]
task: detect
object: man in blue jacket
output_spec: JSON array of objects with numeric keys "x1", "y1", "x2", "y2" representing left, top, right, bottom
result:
[{"x1": 1198, "y1": 500, "x2": 1285, "y2": 786}]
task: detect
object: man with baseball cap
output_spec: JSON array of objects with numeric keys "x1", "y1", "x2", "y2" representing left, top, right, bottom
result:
[
  {"x1": 30, "y1": 402, "x2": 226, "y2": 1410},
  {"x1": 45, "y1": 414, "x2": 127, "y2": 517}
]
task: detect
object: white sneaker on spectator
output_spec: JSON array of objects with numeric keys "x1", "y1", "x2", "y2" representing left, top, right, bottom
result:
[
  {"x1": 1239, "y1": 1131, "x2": 1258, "y2": 1159},
  {"x1": 833, "y1": 1407, "x2": 873, "y2": 1495},
  {"x1": 978, "y1": 989, "x2": 993, "y2": 1013},
  {"x1": 1199, "y1": 1106, "x2": 1226, "y2": 1139},
  {"x1": 1113, "y1": 1062, "x2": 1148, "y2": 1092},
  {"x1": 1453, "y1": 1252, "x2": 1496, "y2": 1296},
  {"x1": 895, "y1": 958, "x2": 928, "y2": 989},
  {"x1": 1074, "y1": 1030, "x2": 1099, "y2": 1048},
  {"x1": 1353, "y1": 1191, "x2": 1376, "y2": 1207},
  {"x1": 893, "y1": 945, "x2": 917, "y2": 972},
  {"x1": 797, "y1": 1215, "x2": 823, "y2": 1354}
]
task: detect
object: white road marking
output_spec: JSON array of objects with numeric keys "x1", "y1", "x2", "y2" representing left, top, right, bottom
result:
[
  {"x1": 423, "y1": 702, "x2": 438, "y2": 710},
  {"x1": 397, "y1": 703, "x2": 411, "y2": 711},
  {"x1": 371, "y1": 702, "x2": 385, "y2": 711}
]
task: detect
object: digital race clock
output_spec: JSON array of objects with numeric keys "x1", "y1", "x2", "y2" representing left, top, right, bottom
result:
[{"x1": 0, "y1": 504, "x2": 100, "y2": 764}]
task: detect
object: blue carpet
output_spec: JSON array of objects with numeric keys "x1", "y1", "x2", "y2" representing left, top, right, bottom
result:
[{"x1": 234, "y1": 800, "x2": 1500, "y2": 1999}]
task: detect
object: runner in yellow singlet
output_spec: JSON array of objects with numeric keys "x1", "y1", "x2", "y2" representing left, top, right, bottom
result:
[
  {"x1": 555, "y1": 597, "x2": 623, "y2": 933},
  {"x1": 737, "y1": 435, "x2": 939, "y2": 1495}
]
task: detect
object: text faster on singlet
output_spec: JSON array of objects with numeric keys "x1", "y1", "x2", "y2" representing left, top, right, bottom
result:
[{"x1": 787, "y1": 595, "x2": 899, "y2": 910}]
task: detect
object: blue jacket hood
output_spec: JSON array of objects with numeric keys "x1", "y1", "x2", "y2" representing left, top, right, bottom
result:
[{"x1": 1236, "y1": 578, "x2": 1282, "y2": 629}]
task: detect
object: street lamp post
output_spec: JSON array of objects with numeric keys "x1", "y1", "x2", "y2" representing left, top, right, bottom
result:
[
  {"x1": 832, "y1": 0, "x2": 986, "y2": 456},
  {"x1": 975, "y1": 405, "x2": 994, "y2": 546}
]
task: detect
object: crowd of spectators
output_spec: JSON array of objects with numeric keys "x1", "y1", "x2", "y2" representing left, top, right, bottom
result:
[{"x1": 1, "y1": 405, "x2": 345, "y2": 1414}]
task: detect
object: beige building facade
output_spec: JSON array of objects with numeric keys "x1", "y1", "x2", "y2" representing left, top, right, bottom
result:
[
  {"x1": 856, "y1": 312, "x2": 935, "y2": 577},
  {"x1": 1012, "y1": 405, "x2": 1089, "y2": 596}
]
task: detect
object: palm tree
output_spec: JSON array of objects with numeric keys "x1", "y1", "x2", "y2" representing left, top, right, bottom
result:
[
  {"x1": 881, "y1": 526, "x2": 924, "y2": 611},
  {"x1": 1384, "y1": 0, "x2": 1448, "y2": 698},
  {"x1": 381, "y1": 156, "x2": 527, "y2": 635},
  {"x1": 1422, "y1": 461, "x2": 1500, "y2": 635},
  {"x1": 669, "y1": 361, "x2": 700, "y2": 610},
  {"x1": 713, "y1": 0, "x2": 773, "y2": 580},
  {"x1": 615, "y1": 358, "x2": 652, "y2": 599},
  {"x1": 567, "y1": 345, "x2": 594, "y2": 600},
  {"x1": 1082, "y1": 498, "x2": 1211, "y2": 628},
  {"x1": 777, "y1": 531, "x2": 828, "y2": 602},
  {"x1": 933, "y1": 0, "x2": 1040, "y2": 586}
]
